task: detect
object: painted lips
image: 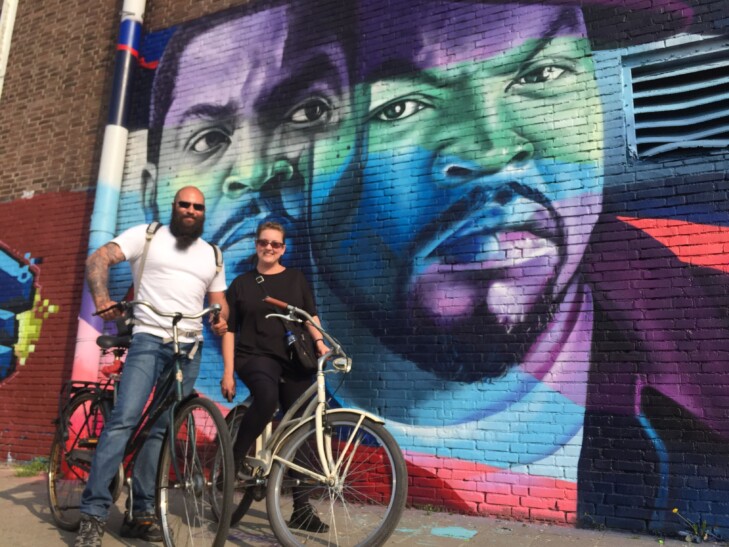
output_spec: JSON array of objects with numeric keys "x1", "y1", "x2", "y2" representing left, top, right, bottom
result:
[
  {"x1": 404, "y1": 183, "x2": 568, "y2": 325},
  {"x1": 433, "y1": 226, "x2": 559, "y2": 272},
  {"x1": 411, "y1": 185, "x2": 563, "y2": 275}
]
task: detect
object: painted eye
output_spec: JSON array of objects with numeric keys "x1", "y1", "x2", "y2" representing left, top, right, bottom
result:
[
  {"x1": 514, "y1": 65, "x2": 567, "y2": 85},
  {"x1": 189, "y1": 130, "x2": 231, "y2": 154},
  {"x1": 373, "y1": 99, "x2": 428, "y2": 121},
  {"x1": 288, "y1": 98, "x2": 332, "y2": 125}
]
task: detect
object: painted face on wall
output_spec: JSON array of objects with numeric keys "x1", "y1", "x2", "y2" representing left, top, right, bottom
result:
[
  {"x1": 311, "y1": 1, "x2": 605, "y2": 381},
  {"x1": 147, "y1": 5, "x2": 351, "y2": 273}
]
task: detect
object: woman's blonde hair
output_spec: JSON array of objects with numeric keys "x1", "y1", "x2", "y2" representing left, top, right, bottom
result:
[{"x1": 256, "y1": 221, "x2": 286, "y2": 243}]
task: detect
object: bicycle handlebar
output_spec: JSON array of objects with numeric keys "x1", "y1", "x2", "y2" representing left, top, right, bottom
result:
[
  {"x1": 263, "y1": 296, "x2": 313, "y2": 323},
  {"x1": 262, "y1": 296, "x2": 350, "y2": 369},
  {"x1": 94, "y1": 300, "x2": 221, "y2": 320},
  {"x1": 264, "y1": 296, "x2": 290, "y2": 311}
]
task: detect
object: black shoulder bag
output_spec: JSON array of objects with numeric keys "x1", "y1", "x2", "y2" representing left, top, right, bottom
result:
[{"x1": 256, "y1": 276, "x2": 318, "y2": 374}]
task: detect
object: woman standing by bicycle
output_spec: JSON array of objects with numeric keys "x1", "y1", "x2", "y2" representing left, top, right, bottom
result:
[{"x1": 220, "y1": 221, "x2": 329, "y2": 533}]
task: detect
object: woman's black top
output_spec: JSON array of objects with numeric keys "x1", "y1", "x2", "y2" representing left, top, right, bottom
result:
[{"x1": 226, "y1": 268, "x2": 318, "y2": 365}]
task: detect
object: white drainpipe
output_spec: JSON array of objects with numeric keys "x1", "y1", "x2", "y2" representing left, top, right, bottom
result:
[
  {"x1": 71, "y1": 0, "x2": 147, "y2": 381},
  {"x1": 0, "y1": 0, "x2": 20, "y2": 100}
]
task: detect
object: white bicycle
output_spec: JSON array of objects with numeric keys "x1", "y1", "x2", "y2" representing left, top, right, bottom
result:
[{"x1": 216, "y1": 295, "x2": 408, "y2": 547}]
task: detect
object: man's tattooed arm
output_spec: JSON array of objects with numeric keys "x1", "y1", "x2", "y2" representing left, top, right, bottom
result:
[{"x1": 86, "y1": 242, "x2": 126, "y2": 315}]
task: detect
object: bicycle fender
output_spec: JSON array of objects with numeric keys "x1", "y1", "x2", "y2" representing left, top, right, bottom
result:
[
  {"x1": 324, "y1": 408, "x2": 385, "y2": 423},
  {"x1": 164, "y1": 391, "x2": 201, "y2": 418},
  {"x1": 272, "y1": 408, "x2": 385, "y2": 455},
  {"x1": 179, "y1": 391, "x2": 200, "y2": 407}
]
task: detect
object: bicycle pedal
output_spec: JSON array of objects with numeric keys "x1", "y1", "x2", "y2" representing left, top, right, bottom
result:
[
  {"x1": 234, "y1": 477, "x2": 256, "y2": 490},
  {"x1": 68, "y1": 448, "x2": 94, "y2": 465},
  {"x1": 78, "y1": 438, "x2": 99, "y2": 448},
  {"x1": 251, "y1": 484, "x2": 266, "y2": 501}
]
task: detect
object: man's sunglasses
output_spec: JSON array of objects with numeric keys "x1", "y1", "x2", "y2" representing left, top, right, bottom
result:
[
  {"x1": 256, "y1": 239, "x2": 285, "y2": 250},
  {"x1": 177, "y1": 200, "x2": 206, "y2": 211}
]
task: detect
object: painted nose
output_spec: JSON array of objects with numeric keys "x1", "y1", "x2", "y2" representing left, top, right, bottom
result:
[
  {"x1": 221, "y1": 125, "x2": 269, "y2": 199},
  {"x1": 223, "y1": 153, "x2": 295, "y2": 200},
  {"x1": 433, "y1": 134, "x2": 534, "y2": 189}
]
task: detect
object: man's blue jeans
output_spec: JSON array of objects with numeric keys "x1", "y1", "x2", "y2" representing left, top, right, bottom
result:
[{"x1": 80, "y1": 333, "x2": 202, "y2": 520}]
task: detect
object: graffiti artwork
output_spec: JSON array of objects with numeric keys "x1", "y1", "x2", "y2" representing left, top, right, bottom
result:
[
  {"x1": 0, "y1": 243, "x2": 53, "y2": 382},
  {"x1": 112, "y1": 0, "x2": 729, "y2": 536}
]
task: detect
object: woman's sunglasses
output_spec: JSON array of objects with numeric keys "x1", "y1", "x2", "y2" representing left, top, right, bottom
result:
[{"x1": 256, "y1": 239, "x2": 285, "y2": 250}]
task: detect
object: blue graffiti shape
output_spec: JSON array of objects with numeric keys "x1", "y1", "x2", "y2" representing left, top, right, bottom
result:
[{"x1": 0, "y1": 247, "x2": 36, "y2": 380}]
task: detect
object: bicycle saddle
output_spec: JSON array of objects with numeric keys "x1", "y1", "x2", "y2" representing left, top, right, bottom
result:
[{"x1": 96, "y1": 334, "x2": 131, "y2": 349}]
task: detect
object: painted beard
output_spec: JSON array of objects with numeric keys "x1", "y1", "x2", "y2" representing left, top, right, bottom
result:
[
  {"x1": 169, "y1": 209, "x2": 204, "y2": 249},
  {"x1": 400, "y1": 267, "x2": 559, "y2": 382},
  {"x1": 336, "y1": 264, "x2": 559, "y2": 384}
]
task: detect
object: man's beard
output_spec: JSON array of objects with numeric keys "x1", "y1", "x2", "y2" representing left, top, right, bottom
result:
[{"x1": 169, "y1": 210, "x2": 204, "y2": 249}]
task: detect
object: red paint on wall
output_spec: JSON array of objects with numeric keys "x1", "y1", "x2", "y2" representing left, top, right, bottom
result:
[
  {"x1": 406, "y1": 452, "x2": 577, "y2": 524},
  {"x1": 618, "y1": 216, "x2": 729, "y2": 273},
  {"x1": 0, "y1": 191, "x2": 94, "y2": 461}
]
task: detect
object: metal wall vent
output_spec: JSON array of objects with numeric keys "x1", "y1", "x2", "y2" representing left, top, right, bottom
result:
[{"x1": 623, "y1": 38, "x2": 729, "y2": 159}]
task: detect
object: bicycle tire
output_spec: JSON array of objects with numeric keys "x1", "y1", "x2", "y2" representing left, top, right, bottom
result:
[
  {"x1": 224, "y1": 404, "x2": 256, "y2": 526},
  {"x1": 266, "y1": 411, "x2": 408, "y2": 547},
  {"x1": 157, "y1": 396, "x2": 234, "y2": 547},
  {"x1": 48, "y1": 390, "x2": 110, "y2": 531}
]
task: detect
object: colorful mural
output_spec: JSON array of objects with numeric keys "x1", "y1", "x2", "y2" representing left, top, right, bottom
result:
[
  {"x1": 0, "y1": 243, "x2": 53, "y2": 382},
  {"x1": 109, "y1": 0, "x2": 729, "y2": 536},
  {"x1": 0, "y1": 190, "x2": 93, "y2": 462}
]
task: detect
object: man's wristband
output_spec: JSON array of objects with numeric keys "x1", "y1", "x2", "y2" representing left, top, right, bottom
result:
[{"x1": 314, "y1": 338, "x2": 324, "y2": 343}]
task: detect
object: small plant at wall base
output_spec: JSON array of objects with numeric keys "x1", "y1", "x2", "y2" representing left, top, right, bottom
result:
[
  {"x1": 13, "y1": 457, "x2": 48, "y2": 477},
  {"x1": 672, "y1": 508, "x2": 721, "y2": 543},
  {"x1": 580, "y1": 513, "x2": 606, "y2": 531}
]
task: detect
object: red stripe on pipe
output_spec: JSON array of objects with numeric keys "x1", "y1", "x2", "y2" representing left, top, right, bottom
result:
[{"x1": 116, "y1": 43, "x2": 139, "y2": 58}]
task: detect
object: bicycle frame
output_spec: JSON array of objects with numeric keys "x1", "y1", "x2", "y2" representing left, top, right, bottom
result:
[
  {"x1": 122, "y1": 355, "x2": 191, "y2": 482},
  {"x1": 274, "y1": 394, "x2": 383, "y2": 481},
  {"x1": 53, "y1": 324, "x2": 190, "y2": 482},
  {"x1": 223, "y1": 297, "x2": 408, "y2": 547},
  {"x1": 93, "y1": 299, "x2": 221, "y2": 514}
]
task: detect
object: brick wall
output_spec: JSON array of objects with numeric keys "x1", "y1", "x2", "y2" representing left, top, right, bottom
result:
[
  {"x1": 1, "y1": 0, "x2": 728, "y2": 539},
  {"x1": 0, "y1": 0, "x2": 118, "y2": 200},
  {"x1": 0, "y1": 0, "x2": 256, "y2": 462},
  {"x1": 0, "y1": 191, "x2": 93, "y2": 460}
]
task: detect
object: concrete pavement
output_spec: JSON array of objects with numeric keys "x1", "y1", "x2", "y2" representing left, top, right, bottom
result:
[{"x1": 1, "y1": 465, "x2": 724, "y2": 546}]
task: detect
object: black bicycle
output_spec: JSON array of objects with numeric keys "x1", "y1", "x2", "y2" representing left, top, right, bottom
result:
[{"x1": 47, "y1": 300, "x2": 235, "y2": 546}]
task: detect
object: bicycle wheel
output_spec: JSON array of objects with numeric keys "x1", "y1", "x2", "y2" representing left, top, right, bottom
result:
[
  {"x1": 157, "y1": 396, "x2": 234, "y2": 547},
  {"x1": 224, "y1": 404, "x2": 257, "y2": 526},
  {"x1": 266, "y1": 411, "x2": 408, "y2": 547},
  {"x1": 48, "y1": 391, "x2": 108, "y2": 531}
]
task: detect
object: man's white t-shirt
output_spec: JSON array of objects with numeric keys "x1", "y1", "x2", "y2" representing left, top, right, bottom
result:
[{"x1": 112, "y1": 224, "x2": 227, "y2": 341}]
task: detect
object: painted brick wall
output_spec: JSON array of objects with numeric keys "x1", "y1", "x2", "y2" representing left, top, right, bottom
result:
[
  {"x1": 0, "y1": 192, "x2": 93, "y2": 460},
  {"x1": 1, "y1": 0, "x2": 728, "y2": 540},
  {"x1": 0, "y1": 0, "x2": 120, "y2": 463},
  {"x1": 0, "y1": 0, "x2": 255, "y2": 461}
]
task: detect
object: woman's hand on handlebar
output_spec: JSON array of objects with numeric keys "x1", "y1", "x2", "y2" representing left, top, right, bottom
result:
[{"x1": 315, "y1": 339, "x2": 329, "y2": 357}]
